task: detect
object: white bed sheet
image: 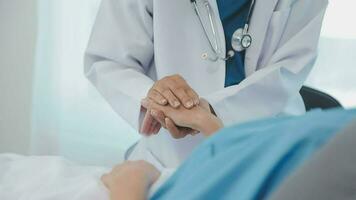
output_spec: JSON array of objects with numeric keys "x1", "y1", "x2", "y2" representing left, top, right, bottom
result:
[
  {"x1": 0, "y1": 154, "x2": 110, "y2": 200},
  {"x1": 0, "y1": 154, "x2": 171, "y2": 200}
]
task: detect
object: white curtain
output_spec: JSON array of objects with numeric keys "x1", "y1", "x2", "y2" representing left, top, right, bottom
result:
[
  {"x1": 306, "y1": 0, "x2": 356, "y2": 108},
  {"x1": 31, "y1": 0, "x2": 356, "y2": 165},
  {"x1": 31, "y1": 0, "x2": 139, "y2": 167}
]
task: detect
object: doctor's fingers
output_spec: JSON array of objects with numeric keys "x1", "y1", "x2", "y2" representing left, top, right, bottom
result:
[
  {"x1": 171, "y1": 88, "x2": 197, "y2": 109},
  {"x1": 147, "y1": 89, "x2": 168, "y2": 106},
  {"x1": 186, "y1": 89, "x2": 200, "y2": 106},
  {"x1": 169, "y1": 75, "x2": 199, "y2": 108},
  {"x1": 154, "y1": 75, "x2": 198, "y2": 108},
  {"x1": 151, "y1": 85, "x2": 180, "y2": 108}
]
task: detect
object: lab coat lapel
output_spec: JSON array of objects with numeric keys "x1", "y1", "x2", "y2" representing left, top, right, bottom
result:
[
  {"x1": 207, "y1": 0, "x2": 227, "y2": 57},
  {"x1": 245, "y1": 0, "x2": 279, "y2": 77}
]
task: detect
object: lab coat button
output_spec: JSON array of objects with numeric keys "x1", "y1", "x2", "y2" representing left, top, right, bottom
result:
[{"x1": 201, "y1": 53, "x2": 208, "y2": 60}]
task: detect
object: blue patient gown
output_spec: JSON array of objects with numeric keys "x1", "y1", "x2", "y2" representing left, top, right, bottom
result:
[{"x1": 151, "y1": 109, "x2": 356, "y2": 200}]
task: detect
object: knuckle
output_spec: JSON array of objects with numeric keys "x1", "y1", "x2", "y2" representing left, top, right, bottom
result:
[
  {"x1": 183, "y1": 97, "x2": 192, "y2": 103},
  {"x1": 174, "y1": 74, "x2": 183, "y2": 79},
  {"x1": 164, "y1": 75, "x2": 174, "y2": 81},
  {"x1": 166, "y1": 94, "x2": 177, "y2": 102},
  {"x1": 148, "y1": 90, "x2": 157, "y2": 97},
  {"x1": 152, "y1": 81, "x2": 160, "y2": 89},
  {"x1": 162, "y1": 89, "x2": 171, "y2": 96},
  {"x1": 181, "y1": 95, "x2": 192, "y2": 102},
  {"x1": 167, "y1": 74, "x2": 182, "y2": 82},
  {"x1": 155, "y1": 86, "x2": 166, "y2": 95},
  {"x1": 151, "y1": 86, "x2": 161, "y2": 95},
  {"x1": 156, "y1": 111, "x2": 165, "y2": 119},
  {"x1": 185, "y1": 87, "x2": 195, "y2": 93},
  {"x1": 147, "y1": 88, "x2": 155, "y2": 96},
  {"x1": 174, "y1": 86, "x2": 185, "y2": 94},
  {"x1": 151, "y1": 91, "x2": 162, "y2": 100},
  {"x1": 187, "y1": 89, "x2": 199, "y2": 98}
]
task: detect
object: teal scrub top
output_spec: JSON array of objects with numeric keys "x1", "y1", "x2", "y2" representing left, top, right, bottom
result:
[{"x1": 217, "y1": 0, "x2": 250, "y2": 87}]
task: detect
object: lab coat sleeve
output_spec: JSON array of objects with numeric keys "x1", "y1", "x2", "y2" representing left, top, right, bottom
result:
[
  {"x1": 84, "y1": 0, "x2": 155, "y2": 131},
  {"x1": 204, "y1": 0, "x2": 328, "y2": 126}
]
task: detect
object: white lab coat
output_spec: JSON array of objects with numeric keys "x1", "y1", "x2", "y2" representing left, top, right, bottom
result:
[{"x1": 84, "y1": 0, "x2": 328, "y2": 170}]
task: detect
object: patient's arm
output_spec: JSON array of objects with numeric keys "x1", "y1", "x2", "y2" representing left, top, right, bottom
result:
[
  {"x1": 101, "y1": 161, "x2": 160, "y2": 200},
  {"x1": 142, "y1": 98, "x2": 223, "y2": 136}
]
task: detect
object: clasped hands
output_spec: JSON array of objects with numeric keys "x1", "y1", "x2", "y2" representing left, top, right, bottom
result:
[
  {"x1": 140, "y1": 74, "x2": 222, "y2": 138},
  {"x1": 101, "y1": 75, "x2": 223, "y2": 199}
]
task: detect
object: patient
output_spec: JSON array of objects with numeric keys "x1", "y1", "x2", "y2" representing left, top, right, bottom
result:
[
  {"x1": 1, "y1": 101, "x2": 355, "y2": 199},
  {"x1": 102, "y1": 99, "x2": 356, "y2": 200}
]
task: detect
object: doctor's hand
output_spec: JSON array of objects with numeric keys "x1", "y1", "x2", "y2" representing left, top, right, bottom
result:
[
  {"x1": 142, "y1": 99, "x2": 223, "y2": 139},
  {"x1": 140, "y1": 74, "x2": 200, "y2": 135},
  {"x1": 140, "y1": 104, "x2": 198, "y2": 138},
  {"x1": 142, "y1": 98, "x2": 222, "y2": 137},
  {"x1": 148, "y1": 74, "x2": 200, "y2": 109}
]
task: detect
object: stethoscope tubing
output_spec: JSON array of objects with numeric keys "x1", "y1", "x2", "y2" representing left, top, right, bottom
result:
[
  {"x1": 191, "y1": 0, "x2": 256, "y2": 61},
  {"x1": 245, "y1": 0, "x2": 256, "y2": 26},
  {"x1": 192, "y1": 0, "x2": 220, "y2": 60}
]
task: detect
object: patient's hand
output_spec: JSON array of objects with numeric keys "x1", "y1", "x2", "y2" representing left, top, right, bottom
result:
[
  {"x1": 142, "y1": 98, "x2": 223, "y2": 137},
  {"x1": 102, "y1": 160, "x2": 160, "y2": 200}
]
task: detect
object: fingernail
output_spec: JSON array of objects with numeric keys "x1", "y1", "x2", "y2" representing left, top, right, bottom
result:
[
  {"x1": 173, "y1": 101, "x2": 180, "y2": 108},
  {"x1": 161, "y1": 99, "x2": 168, "y2": 105},
  {"x1": 185, "y1": 100, "x2": 194, "y2": 108},
  {"x1": 151, "y1": 110, "x2": 157, "y2": 116},
  {"x1": 165, "y1": 118, "x2": 170, "y2": 124}
]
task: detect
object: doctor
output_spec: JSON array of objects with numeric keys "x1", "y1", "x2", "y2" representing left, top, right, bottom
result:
[{"x1": 84, "y1": 0, "x2": 328, "y2": 172}]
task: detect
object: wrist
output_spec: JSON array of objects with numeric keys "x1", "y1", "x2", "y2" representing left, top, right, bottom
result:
[
  {"x1": 202, "y1": 115, "x2": 223, "y2": 136},
  {"x1": 193, "y1": 110, "x2": 223, "y2": 136}
]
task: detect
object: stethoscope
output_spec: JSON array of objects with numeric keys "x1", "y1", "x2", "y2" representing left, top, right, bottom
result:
[{"x1": 191, "y1": 0, "x2": 256, "y2": 61}]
